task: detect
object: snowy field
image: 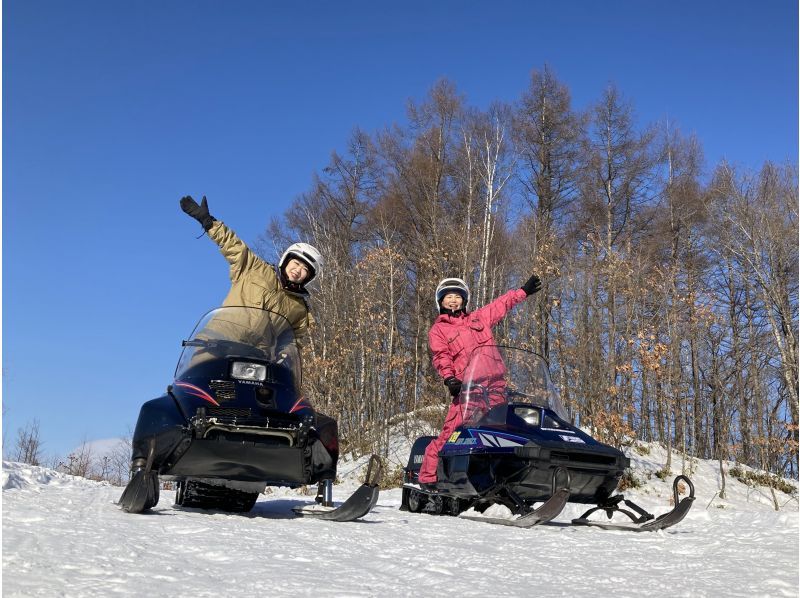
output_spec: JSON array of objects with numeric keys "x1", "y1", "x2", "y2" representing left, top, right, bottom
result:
[{"x1": 3, "y1": 446, "x2": 798, "y2": 598}]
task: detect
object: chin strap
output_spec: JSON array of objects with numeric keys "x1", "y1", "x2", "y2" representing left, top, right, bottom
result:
[
  {"x1": 439, "y1": 307, "x2": 467, "y2": 317},
  {"x1": 278, "y1": 266, "x2": 308, "y2": 295},
  {"x1": 282, "y1": 279, "x2": 305, "y2": 293}
]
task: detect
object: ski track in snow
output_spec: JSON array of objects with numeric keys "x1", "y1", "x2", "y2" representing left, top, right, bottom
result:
[{"x1": 2, "y1": 458, "x2": 798, "y2": 598}]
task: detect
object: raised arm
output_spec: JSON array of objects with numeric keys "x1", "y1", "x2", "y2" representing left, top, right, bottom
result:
[
  {"x1": 475, "y1": 274, "x2": 542, "y2": 327},
  {"x1": 474, "y1": 288, "x2": 527, "y2": 327},
  {"x1": 207, "y1": 220, "x2": 268, "y2": 283},
  {"x1": 180, "y1": 195, "x2": 276, "y2": 285}
]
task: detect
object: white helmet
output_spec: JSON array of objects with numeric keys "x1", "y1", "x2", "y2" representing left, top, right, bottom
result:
[
  {"x1": 279, "y1": 242, "x2": 323, "y2": 285},
  {"x1": 435, "y1": 277, "x2": 470, "y2": 312}
]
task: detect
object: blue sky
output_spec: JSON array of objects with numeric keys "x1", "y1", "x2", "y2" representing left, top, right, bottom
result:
[{"x1": 3, "y1": 0, "x2": 797, "y2": 459}]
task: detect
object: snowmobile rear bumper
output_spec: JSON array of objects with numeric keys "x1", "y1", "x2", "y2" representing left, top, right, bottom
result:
[
  {"x1": 139, "y1": 409, "x2": 337, "y2": 486},
  {"x1": 163, "y1": 437, "x2": 309, "y2": 485}
]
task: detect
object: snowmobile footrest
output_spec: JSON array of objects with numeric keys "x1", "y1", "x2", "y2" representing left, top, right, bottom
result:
[{"x1": 293, "y1": 455, "x2": 382, "y2": 522}]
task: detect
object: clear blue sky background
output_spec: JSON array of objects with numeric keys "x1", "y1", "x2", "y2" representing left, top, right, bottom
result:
[{"x1": 3, "y1": 0, "x2": 797, "y2": 460}]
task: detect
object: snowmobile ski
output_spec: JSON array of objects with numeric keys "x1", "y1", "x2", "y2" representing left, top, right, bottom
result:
[
  {"x1": 459, "y1": 486, "x2": 570, "y2": 527},
  {"x1": 118, "y1": 438, "x2": 160, "y2": 513},
  {"x1": 458, "y1": 467, "x2": 571, "y2": 527},
  {"x1": 572, "y1": 475, "x2": 695, "y2": 532},
  {"x1": 293, "y1": 455, "x2": 382, "y2": 522}
]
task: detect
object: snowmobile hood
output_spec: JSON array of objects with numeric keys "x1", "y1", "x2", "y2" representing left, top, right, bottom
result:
[{"x1": 174, "y1": 306, "x2": 302, "y2": 391}]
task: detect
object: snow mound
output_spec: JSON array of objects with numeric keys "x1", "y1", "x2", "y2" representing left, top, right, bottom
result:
[
  {"x1": 2, "y1": 461, "x2": 110, "y2": 492},
  {"x1": 618, "y1": 442, "x2": 798, "y2": 512},
  {"x1": 461, "y1": 502, "x2": 515, "y2": 520}
]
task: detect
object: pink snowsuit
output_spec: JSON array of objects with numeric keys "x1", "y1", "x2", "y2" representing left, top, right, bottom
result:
[{"x1": 417, "y1": 288, "x2": 528, "y2": 484}]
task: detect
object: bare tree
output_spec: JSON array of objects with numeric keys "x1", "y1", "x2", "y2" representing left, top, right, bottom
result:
[
  {"x1": 513, "y1": 65, "x2": 584, "y2": 359},
  {"x1": 107, "y1": 434, "x2": 133, "y2": 485},
  {"x1": 14, "y1": 419, "x2": 43, "y2": 466},
  {"x1": 704, "y1": 162, "x2": 799, "y2": 475},
  {"x1": 61, "y1": 439, "x2": 94, "y2": 478},
  {"x1": 570, "y1": 84, "x2": 658, "y2": 440}
]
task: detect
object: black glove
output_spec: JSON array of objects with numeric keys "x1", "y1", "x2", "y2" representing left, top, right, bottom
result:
[
  {"x1": 180, "y1": 195, "x2": 215, "y2": 230},
  {"x1": 444, "y1": 377, "x2": 462, "y2": 397},
  {"x1": 521, "y1": 273, "x2": 542, "y2": 296}
]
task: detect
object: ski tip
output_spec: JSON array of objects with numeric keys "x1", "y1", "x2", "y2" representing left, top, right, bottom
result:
[
  {"x1": 293, "y1": 483, "x2": 379, "y2": 522},
  {"x1": 364, "y1": 454, "x2": 383, "y2": 487},
  {"x1": 118, "y1": 470, "x2": 159, "y2": 514}
]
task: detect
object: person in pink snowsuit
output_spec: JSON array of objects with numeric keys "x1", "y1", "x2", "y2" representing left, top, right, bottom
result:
[{"x1": 417, "y1": 274, "x2": 542, "y2": 487}]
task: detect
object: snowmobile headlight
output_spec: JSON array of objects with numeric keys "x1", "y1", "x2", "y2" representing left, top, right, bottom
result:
[
  {"x1": 514, "y1": 406, "x2": 541, "y2": 427},
  {"x1": 231, "y1": 361, "x2": 267, "y2": 381}
]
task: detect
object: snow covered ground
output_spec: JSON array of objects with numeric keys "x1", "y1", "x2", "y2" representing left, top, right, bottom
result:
[{"x1": 3, "y1": 445, "x2": 798, "y2": 598}]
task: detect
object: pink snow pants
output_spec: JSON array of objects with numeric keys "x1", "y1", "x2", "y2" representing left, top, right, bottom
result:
[
  {"x1": 417, "y1": 388, "x2": 506, "y2": 484},
  {"x1": 417, "y1": 399, "x2": 463, "y2": 484}
]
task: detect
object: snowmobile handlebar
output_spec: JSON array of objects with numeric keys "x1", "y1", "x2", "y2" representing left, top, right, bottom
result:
[{"x1": 182, "y1": 339, "x2": 217, "y2": 348}]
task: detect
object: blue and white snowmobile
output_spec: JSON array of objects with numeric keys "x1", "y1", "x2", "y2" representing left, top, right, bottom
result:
[
  {"x1": 119, "y1": 306, "x2": 381, "y2": 521},
  {"x1": 401, "y1": 345, "x2": 694, "y2": 531}
]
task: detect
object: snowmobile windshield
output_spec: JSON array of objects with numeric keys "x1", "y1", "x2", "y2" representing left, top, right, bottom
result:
[
  {"x1": 459, "y1": 345, "x2": 568, "y2": 425},
  {"x1": 174, "y1": 307, "x2": 301, "y2": 386}
]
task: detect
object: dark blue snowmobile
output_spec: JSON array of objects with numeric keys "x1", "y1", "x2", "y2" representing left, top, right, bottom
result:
[
  {"x1": 402, "y1": 346, "x2": 694, "y2": 531},
  {"x1": 119, "y1": 306, "x2": 381, "y2": 520}
]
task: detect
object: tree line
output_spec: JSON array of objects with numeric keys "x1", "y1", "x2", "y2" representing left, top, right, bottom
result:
[
  {"x1": 8, "y1": 68, "x2": 797, "y2": 488},
  {"x1": 264, "y1": 67, "x2": 798, "y2": 482},
  {"x1": 8, "y1": 417, "x2": 132, "y2": 486}
]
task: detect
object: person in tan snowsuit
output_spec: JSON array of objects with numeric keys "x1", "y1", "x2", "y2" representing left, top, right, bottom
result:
[{"x1": 179, "y1": 195, "x2": 322, "y2": 348}]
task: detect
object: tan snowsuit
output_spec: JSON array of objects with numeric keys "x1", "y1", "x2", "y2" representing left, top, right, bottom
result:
[{"x1": 206, "y1": 220, "x2": 314, "y2": 347}]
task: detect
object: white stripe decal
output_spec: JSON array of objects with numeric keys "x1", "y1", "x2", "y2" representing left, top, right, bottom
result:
[
  {"x1": 497, "y1": 437, "x2": 524, "y2": 447},
  {"x1": 479, "y1": 433, "x2": 498, "y2": 447},
  {"x1": 478, "y1": 433, "x2": 524, "y2": 447}
]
